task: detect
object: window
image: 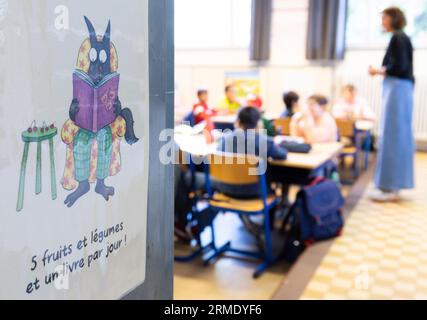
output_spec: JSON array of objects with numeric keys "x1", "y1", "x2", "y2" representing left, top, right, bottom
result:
[
  {"x1": 175, "y1": 0, "x2": 252, "y2": 49},
  {"x1": 346, "y1": 0, "x2": 427, "y2": 48}
]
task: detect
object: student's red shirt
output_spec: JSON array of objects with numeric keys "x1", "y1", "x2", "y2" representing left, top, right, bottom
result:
[
  {"x1": 192, "y1": 102, "x2": 215, "y2": 124},
  {"x1": 192, "y1": 102, "x2": 216, "y2": 142}
]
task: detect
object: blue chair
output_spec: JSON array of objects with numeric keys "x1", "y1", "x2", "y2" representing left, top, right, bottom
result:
[
  {"x1": 203, "y1": 152, "x2": 279, "y2": 278},
  {"x1": 359, "y1": 128, "x2": 372, "y2": 171},
  {"x1": 174, "y1": 151, "x2": 217, "y2": 263},
  {"x1": 182, "y1": 111, "x2": 196, "y2": 127}
]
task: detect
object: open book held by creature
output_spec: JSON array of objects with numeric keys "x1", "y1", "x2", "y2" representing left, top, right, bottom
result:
[
  {"x1": 73, "y1": 70, "x2": 120, "y2": 133},
  {"x1": 61, "y1": 16, "x2": 139, "y2": 208}
]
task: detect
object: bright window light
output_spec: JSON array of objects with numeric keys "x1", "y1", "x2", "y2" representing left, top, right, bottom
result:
[
  {"x1": 175, "y1": 0, "x2": 252, "y2": 49},
  {"x1": 347, "y1": 0, "x2": 427, "y2": 48}
]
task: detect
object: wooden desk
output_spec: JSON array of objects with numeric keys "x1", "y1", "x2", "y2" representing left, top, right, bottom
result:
[
  {"x1": 175, "y1": 133, "x2": 344, "y2": 245},
  {"x1": 175, "y1": 133, "x2": 343, "y2": 172},
  {"x1": 174, "y1": 133, "x2": 217, "y2": 157},
  {"x1": 267, "y1": 141, "x2": 343, "y2": 214},
  {"x1": 355, "y1": 120, "x2": 374, "y2": 131},
  {"x1": 268, "y1": 142, "x2": 343, "y2": 188},
  {"x1": 269, "y1": 142, "x2": 343, "y2": 170},
  {"x1": 211, "y1": 115, "x2": 236, "y2": 131},
  {"x1": 210, "y1": 115, "x2": 237, "y2": 124}
]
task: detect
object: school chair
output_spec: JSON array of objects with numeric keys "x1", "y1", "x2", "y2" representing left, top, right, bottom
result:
[
  {"x1": 336, "y1": 119, "x2": 360, "y2": 180},
  {"x1": 361, "y1": 129, "x2": 372, "y2": 170},
  {"x1": 174, "y1": 150, "x2": 218, "y2": 263},
  {"x1": 203, "y1": 152, "x2": 279, "y2": 278},
  {"x1": 182, "y1": 111, "x2": 196, "y2": 127},
  {"x1": 355, "y1": 121, "x2": 373, "y2": 170},
  {"x1": 273, "y1": 118, "x2": 291, "y2": 136},
  {"x1": 336, "y1": 119, "x2": 371, "y2": 180}
]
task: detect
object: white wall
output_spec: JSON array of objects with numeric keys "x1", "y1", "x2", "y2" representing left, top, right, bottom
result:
[
  {"x1": 176, "y1": 0, "x2": 326, "y2": 120},
  {"x1": 175, "y1": 0, "x2": 427, "y2": 140}
]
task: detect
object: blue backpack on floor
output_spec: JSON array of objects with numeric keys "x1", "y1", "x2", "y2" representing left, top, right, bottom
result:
[{"x1": 282, "y1": 177, "x2": 345, "y2": 263}]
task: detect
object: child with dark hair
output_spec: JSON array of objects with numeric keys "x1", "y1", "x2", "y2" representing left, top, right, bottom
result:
[
  {"x1": 216, "y1": 106, "x2": 287, "y2": 198},
  {"x1": 290, "y1": 94, "x2": 337, "y2": 143},
  {"x1": 281, "y1": 91, "x2": 300, "y2": 118},
  {"x1": 218, "y1": 106, "x2": 287, "y2": 159},
  {"x1": 235, "y1": 106, "x2": 260, "y2": 129},
  {"x1": 216, "y1": 107, "x2": 287, "y2": 244}
]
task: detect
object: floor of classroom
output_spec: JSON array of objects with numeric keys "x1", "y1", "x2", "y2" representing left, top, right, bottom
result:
[
  {"x1": 294, "y1": 152, "x2": 427, "y2": 300},
  {"x1": 174, "y1": 153, "x2": 427, "y2": 300},
  {"x1": 174, "y1": 211, "x2": 294, "y2": 300}
]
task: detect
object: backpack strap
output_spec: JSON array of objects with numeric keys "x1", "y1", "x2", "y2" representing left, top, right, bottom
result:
[{"x1": 308, "y1": 176, "x2": 327, "y2": 187}]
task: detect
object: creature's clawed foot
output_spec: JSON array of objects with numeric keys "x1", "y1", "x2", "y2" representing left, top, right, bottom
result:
[
  {"x1": 95, "y1": 179, "x2": 115, "y2": 201},
  {"x1": 64, "y1": 180, "x2": 90, "y2": 207}
]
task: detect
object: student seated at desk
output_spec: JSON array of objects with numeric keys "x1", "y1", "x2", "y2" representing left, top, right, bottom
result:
[
  {"x1": 290, "y1": 94, "x2": 338, "y2": 143},
  {"x1": 192, "y1": 88, "x2": 216, "y2": 125},
  {"x1": 216, "y1": 106, "x2": 287, "y2": 198},
  {"x1": 217, "y1": 84, "x2": 241, "y2": 114},
  {"x1": 216, "y1": 107, "x2": 287, "y2": 244},
  {"x1": 332, "y1": 84, "x2": 376, "y2": 121},
  {"x1": 192, "y1": 88, "x2": 216, "y2": 141},
  {"x1": 281, "y1": 91, "x2": 300, "y2": 118}
]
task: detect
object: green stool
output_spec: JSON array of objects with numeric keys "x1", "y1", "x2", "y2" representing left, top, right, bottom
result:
[{"x1": 16, "y1": 124, "x2": 58, "y2": 212}]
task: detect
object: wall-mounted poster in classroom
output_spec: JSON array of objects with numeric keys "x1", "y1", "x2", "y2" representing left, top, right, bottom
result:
[
  {"x1": 0, "y1": 0, "x2": 149, "y2": 299},
  {"x1": 225, "y1": 70, "x2": 261, "y2": 104}
]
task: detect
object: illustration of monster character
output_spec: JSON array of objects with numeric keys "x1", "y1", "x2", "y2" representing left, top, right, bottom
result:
[{"x1": 61, "y1": 16, "x2": 138, "y2": 207}]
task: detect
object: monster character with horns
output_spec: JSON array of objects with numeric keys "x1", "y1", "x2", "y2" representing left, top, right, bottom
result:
[{"x1": 61, "y1": 16, "x2": 138, "y2": 207}]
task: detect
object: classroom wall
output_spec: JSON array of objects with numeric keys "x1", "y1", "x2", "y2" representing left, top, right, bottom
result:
[{"x1": 175, "y1": 0, "x2": 427, "y2": 142}]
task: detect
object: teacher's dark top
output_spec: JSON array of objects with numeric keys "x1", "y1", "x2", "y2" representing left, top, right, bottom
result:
[{"x1": 382, "y1": 30, "x2": 414, "y2": 83}]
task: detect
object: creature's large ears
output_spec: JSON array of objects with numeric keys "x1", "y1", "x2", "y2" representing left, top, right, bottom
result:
[
  {"x1": 103, "y1": 20, "x2": 111, "y2": 43},
  {"x1": 84, "y1": 16, "x2": 97, "y2": 44}
]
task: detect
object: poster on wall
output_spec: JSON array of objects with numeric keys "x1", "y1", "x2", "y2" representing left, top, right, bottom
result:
[
  {"x1": 225, "y1": 70, "x2": 261, "y2": 105},
  {"x1": 0, "y1": 0, "x2": 149, "y2": 299}
]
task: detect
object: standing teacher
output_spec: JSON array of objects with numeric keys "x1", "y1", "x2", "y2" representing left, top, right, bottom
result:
[{"x1": 368, "y1": 7, "x2": 415, "y2": 202}]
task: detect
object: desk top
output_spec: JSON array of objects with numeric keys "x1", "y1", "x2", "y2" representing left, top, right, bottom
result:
[
  {"x1": 175, "y1": 133, "x2": 343, "y2": 170},
  {"x1": 175, "y1": 134, "x2": 217, "y2": 157},
  {"x1": 355, "y1": 120, "x2": 374, "y2": 131},
  {"x1": 211, "y1": 115, "x2": 237, "y2": 124},
  {"x1": 268, "y1": 142, "x2": 343, "y2": 169},
  {"x1": 211, "y1": 113, "x2": 275, "y2": 124}
]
